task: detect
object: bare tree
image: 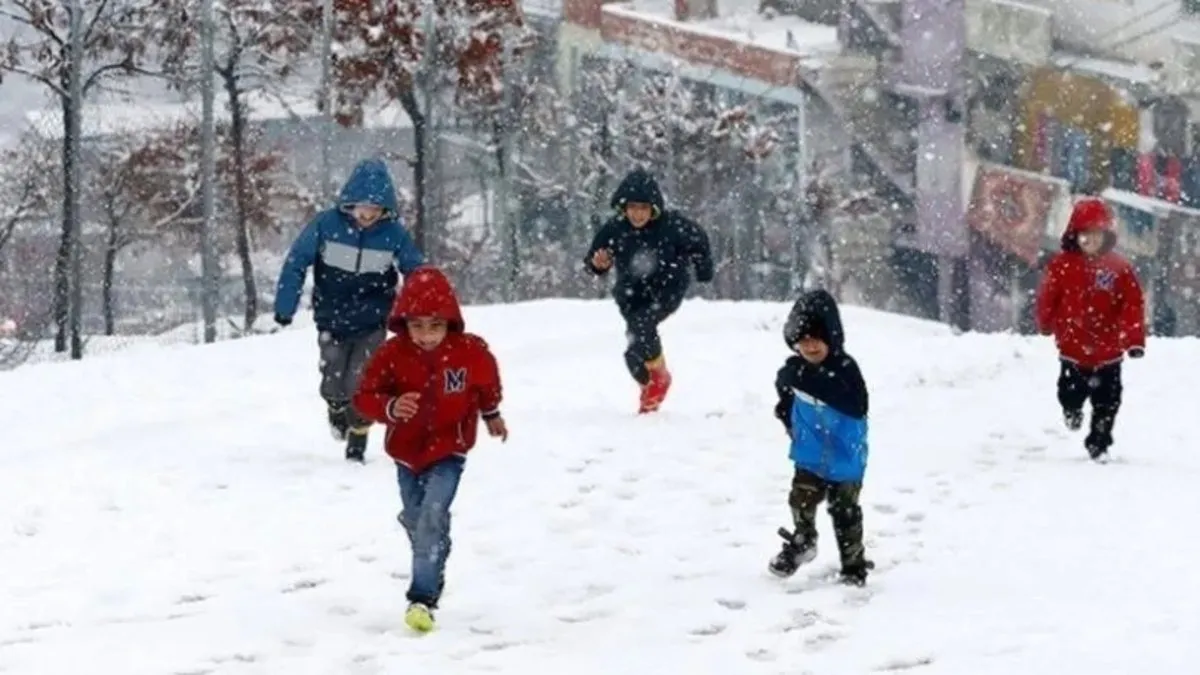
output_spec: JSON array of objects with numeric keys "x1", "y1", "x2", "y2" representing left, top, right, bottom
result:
[
  {"x1": 0, "y1": 0, "x2": 160, "y2": 357},
  {"x1": 85, "y1": 125, "x2": 204, "y2": 334},
  {"x1": 0, "y1": 131, "x2": 57, "y2": 369},
  {"x1": 0, "y1": 132, "x2": 55, "y2": 257},
  {"x1": 329, "y1": 0, "x2": 533, "y2": 253},
  {"x1": 155, "y1": 0, "x2": 320, "y2": 331}
]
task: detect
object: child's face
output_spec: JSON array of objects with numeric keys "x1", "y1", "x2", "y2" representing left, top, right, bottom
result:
[
  {"x1": 795, "y1": 336, "x2": 829, "y2": 364},
  {"x1": 1078, "y1": 230, "x2": 1105, "y2": 255},
  {"x1": 407, "y1": 317, "x2": 449, "y2": 350},
  {"x1": 624, "y1": 202, "x2": 653, "y2": 228},
  {"x1": 351, "y1": 203, "x2": 384, "y2": 228}
]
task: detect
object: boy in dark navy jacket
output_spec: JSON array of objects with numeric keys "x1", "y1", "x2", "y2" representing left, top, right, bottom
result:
[
  {"x1": 274, "y1": 158, "x2": 425, "y2": 461},
  {"x1": 583, "y1": 168, "x2": 714, "y2": 414},
  {"x1": 769, "y1": 289, "x2": 873, "y2": 586}
]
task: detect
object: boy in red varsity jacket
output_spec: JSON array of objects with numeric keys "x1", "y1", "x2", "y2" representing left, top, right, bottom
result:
[
  {"x1": 353, "y1": 266, "x2": 507, "y2": 632},
  {"x1": 1036, "y1": 197, "x2": 1145, "y2": 462}
]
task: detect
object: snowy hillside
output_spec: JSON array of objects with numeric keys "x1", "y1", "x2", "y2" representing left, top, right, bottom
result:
[{"x1": 2, "y1": 300, "x2": 1199, "y2": 674}]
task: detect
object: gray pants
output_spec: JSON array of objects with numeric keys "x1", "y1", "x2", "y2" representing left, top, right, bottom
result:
[{"x1": 318, "y1": 328, "x2": 386, "y2": 429}]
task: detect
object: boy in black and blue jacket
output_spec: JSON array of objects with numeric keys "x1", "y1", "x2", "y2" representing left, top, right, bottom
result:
[{"x1": 769, "y1": 289, "x2": 873, "y2": 586}]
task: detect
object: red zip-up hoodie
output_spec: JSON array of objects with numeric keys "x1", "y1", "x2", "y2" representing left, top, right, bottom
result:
[
  {"x1": 1036, "y1": 197, "x2": 1146, "y2": 368},
  {"x1": 353, "y1": 267, "x2": 503, "y2": 473}
]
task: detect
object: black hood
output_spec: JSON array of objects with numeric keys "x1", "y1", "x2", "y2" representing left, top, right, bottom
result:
[
  {"x1": 783, "y1": 289, "x2": 845, "y2": 352},
  {"x1": 610, "y1": 168, "x2": 665, "y2": 216}
]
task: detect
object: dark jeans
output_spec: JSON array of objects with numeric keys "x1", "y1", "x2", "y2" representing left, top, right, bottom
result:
[
  {"x1": 618, "y1": 291, "x2": 684, "y2": 384},
  {"x1": 396, "y1": 456, "x2": 465, "y2": 607},
  {"x1": 318, "y1": 327, "x2": 385, "y2": 428},
  {"x1": 1057, "y1": 359, "x2": 1122, "y2": 452},
  {"x1": 788, "y1": 468, "x2": 866, "y2": 570}
]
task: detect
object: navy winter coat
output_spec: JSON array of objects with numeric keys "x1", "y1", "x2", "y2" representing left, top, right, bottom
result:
[
  {"x1": 584, "y1": 168, "x2": 714, "y2": 309},
  {"x1": 274, "y1": 159, "x2": 425, "y2": 338}
]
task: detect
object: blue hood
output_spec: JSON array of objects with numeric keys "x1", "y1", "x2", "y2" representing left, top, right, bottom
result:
[{"x1": 337, "y1": 158, "x2": 400, "y2": 217}]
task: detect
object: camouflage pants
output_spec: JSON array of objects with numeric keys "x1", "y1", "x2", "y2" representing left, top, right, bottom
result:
[{"x1": 788, "y1": 469, "x2": 866, "y2": 569}]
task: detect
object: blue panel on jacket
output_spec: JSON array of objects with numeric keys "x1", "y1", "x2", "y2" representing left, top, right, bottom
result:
[{"x1": 789, "y1": 389, "x2": 869, "y2": 483}]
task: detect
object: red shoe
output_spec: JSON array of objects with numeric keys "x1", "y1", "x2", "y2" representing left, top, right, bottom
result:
[{"x1": 638, "y1": 362, "x2": 672, "y2": 414}]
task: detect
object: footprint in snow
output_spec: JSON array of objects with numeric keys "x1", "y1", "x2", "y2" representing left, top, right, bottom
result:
[
  {"x1": 875, "y1": 655, "x2": 936, "y2": 671},
  {"x1": 281, "y1": 578, "x2": 326, "y2": 593},
  {"x1": 716, "y1": 598, "x2": 746, "y2": 610},
  {"x1": 689, "y1": 623, "x2": 726, "y2": 637},
  {"x1": 176, "y1": 593, "x2": 209, "y2": 605},
  {"x1": 558, "y1": 608, "x2": 610, "y2": 624},
  {"x1": 745, "y1": 648, "x2": 777, "y2": 662},
  {"x1": 805, "y1": 630, "x2": 845, "y2": 649}
]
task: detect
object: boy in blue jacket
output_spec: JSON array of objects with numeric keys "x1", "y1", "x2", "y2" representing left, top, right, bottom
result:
[
  {"x1": 274, "y1": 158, "x2": 425, "y2": 462},
  {"x1": 768, "y1": 289, "x2": 873, "y2": 586}
]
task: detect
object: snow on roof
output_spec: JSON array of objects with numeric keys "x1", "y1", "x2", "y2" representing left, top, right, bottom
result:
[
  {"x1": 23, "y1": 91, "x2": 413, "y2": 140},
  {"x1": 1052, "y1": 53, "x2": 1160, "y2": 87},
  {"x1": 1102, "y1": 188, "x2": 1200, "y2": 219},
  {"x1": 522, "y1": 0, "x2": 561, "y2": 17},
  {"x1": 605, "y1": 0, "x2": 839, "y2": 60}
]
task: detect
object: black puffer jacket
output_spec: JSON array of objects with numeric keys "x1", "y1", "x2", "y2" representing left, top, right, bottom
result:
[
  {"x1": 774, "y1": 289, "x2": 869, "y2": 427},
  {"x1": 584, "y1": 169, "x2": 714, "y2": 308}
]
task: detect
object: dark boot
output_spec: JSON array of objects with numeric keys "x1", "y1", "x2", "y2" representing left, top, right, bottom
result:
[
  {"x1": 838, "y1": 559, "x2": 875, "y2": 586},
  {"x1": 828, "y1": 482, "x2": 869, "y2": 584},
  {"x1": 345, "y1": 427, "x2": 368, "y2": 463},
  {"x1": 327, "y1": 403, "x2": 349, "y2": 441},
  {"x1": 1085, "y1": 404, "x2": 1117, "y2": 462},
  {"x1": 768, "y1": 527, "x2": 818, "y2": 578}
]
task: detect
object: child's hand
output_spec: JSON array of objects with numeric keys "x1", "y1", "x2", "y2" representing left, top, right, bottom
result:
[
  {"x1": 591, "y1": 248, "x2": 613, "y2": 270},
  {"x1": 486, "y1": 415, "x2": 508, "y2": 442},
  {"x1": 389, "y1": 392, "x2": 421, "y2": 421}
]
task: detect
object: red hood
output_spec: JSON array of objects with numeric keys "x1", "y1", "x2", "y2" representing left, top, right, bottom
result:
[
  {"x1": 387, "y1": 266, "x2": 465, "y2": 334},
  {"x1": 1061, "y1": 196, "x2": 1117, "y2": 253}
]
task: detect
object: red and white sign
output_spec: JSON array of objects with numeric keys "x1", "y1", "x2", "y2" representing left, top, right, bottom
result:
[{"x1": 967, "y1": 164, "x2": 1059, "y2": 265}]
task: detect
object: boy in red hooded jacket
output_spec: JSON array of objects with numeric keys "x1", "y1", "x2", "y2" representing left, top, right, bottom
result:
[
  {"x1": 353, "y1": 267, "x2": 507, "y2": 632},
  {"x1": 1036, "y1": 197, "x2": 1145, "y2": 462}
]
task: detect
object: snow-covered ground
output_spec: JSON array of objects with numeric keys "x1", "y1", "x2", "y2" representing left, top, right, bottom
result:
[{"x1": 2, "y1": 299, "x2": 1199, "y2": 674}]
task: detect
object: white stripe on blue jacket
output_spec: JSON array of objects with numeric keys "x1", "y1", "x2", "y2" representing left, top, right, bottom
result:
[{"x1": 788, "y1": 389, "x2": 869, "y2": 483}]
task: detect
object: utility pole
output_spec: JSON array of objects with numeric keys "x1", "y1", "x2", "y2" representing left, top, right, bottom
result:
[
  {"x1": 413, "y1": 0, "x2": 437, "y2": 255},
  {"x1": 319, "y1": 0, "x2": 334, "y2": 201},
  {"x1": 66, "y1": 0, "x2": 83, "y2": 359},
  {"x1": 199, "y1": 0, "x2": 219, "y2": 343},
  {"x1": 497, "y1": 28, "x2": 519, "y2": 301}
]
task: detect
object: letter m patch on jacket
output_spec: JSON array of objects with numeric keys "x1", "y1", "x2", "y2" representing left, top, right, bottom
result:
[{"x1": 444, "y1": 368, "x2": 467, "y2": 393}]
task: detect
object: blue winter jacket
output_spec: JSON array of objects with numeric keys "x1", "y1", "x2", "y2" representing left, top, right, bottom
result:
[
  {"x1": 774, "y1": 289, "x2": 870, "y2": 484},
  {"x1": 274, "y1": 159, "x2": 425, "y2": 338},
  {"x1": 788, "y1": 389, "x2": 869, "y2": 483}
]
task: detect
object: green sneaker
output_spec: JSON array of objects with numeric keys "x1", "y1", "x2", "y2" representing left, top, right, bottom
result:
[{"x1": 405, "y1": 602, "x2": 435, "y2": 633}]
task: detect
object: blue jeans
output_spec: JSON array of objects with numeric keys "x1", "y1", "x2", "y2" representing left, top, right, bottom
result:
[{"x1": 396, "y1": 456, "x2": 465, "y2": 607}]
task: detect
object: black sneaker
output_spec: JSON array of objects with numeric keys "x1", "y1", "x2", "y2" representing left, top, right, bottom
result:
[
  {"x1": 1063, "y1": 408, "x2": 1083, "y2": 431},
  {"x1": 1086, "y1": 443, "x2": 1109, "y2": 463},
  {"x1": 327, "y1": 404, "x2": 350, "y2": 440},
  {"x1": 767, "y1": 527, "x2": 817, "y2": 578},
  {"x1": 345, "y1": 429, "x2": 367, "y2": 463}
]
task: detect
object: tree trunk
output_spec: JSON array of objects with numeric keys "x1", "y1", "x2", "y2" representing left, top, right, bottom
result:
[
  {"x1": 223, "y1": 74, "x2": 258, "y2": 331},
  {"x1": 53, "y1": 92, "x2": 73, "y2": 353},
  {"x1": 400, "y1": 89, "x2": 427, "y2": 254},
  {"x1": 102, "y1": 217, "x2": 118, "y2": 336}
]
